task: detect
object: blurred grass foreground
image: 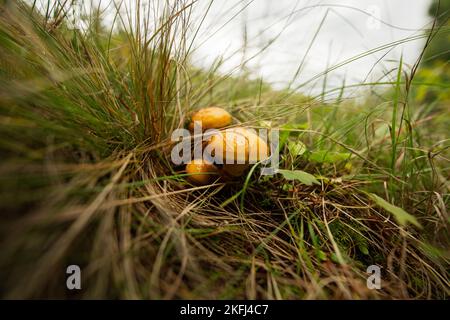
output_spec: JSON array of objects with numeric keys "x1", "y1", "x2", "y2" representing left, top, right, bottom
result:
[{"x1": 0, "y1": 1, "x2": 448, "y2": 299}]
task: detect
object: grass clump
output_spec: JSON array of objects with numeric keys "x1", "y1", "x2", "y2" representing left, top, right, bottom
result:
[{"x1": 0, "y1": 1, "x2": 448, "y2": 299}]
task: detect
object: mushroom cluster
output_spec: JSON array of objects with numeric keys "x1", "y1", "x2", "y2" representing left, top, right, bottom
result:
[{"x1": 185, "y1": 107, "x2": 270, "y2": 185}]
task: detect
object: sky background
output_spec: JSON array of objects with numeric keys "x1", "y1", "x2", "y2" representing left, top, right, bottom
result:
[
  {"x1": 35, "y1": 0, "x2": 434, "y2": 97},
  {"x1": 190, "y1": 0, "x2": 433, "y2": 97}
]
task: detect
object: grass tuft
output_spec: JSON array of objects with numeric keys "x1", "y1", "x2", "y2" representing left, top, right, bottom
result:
[{"x1": 0, "y1": 0, "x2": 448, "y2": 299}]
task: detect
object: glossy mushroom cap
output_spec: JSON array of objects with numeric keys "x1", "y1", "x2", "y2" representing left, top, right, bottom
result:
[
  {"x1": 185, "y1": 159, "x2": 219, "y2": 185},
  {"x1": 207, "y1": 127, "x2": 249, "y2": 164},
  {"x1": 189, "y1": 107, "x2": 232, "y2": 131},
  {"x1": 206, "y1": 127, "x2": 270, "y2": 177},
  {"x1": 241, "y1": 128, "x2": 270, "y2": 162}
]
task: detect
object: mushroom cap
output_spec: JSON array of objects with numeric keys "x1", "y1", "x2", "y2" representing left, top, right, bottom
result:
[
  {"x1": 189, "y1": 107, "x2": 232, "y2": 131},
  {"x1": 207, "y1": 127, "x2": 270, "y2": 165},
  {"x1": 185, "y1": 159, "x2": 219, "y2": 185},
  {"x1": 207, "y1": 127, "x2": 249, "y2": 164},
  {"x1": 242, "y1": 128, "x2": 270, "y2": 162}
]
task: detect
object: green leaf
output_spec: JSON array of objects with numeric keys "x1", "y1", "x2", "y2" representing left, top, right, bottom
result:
[
  {"x1": 357, "y1": 242, "x2": 369, "y2": 255},
  {"x1": 278, "y1": 123, "x2": 308, "y2": 150},
  {"x1": 288, "y1": 140, "x2": 307, "y2": 156},
  {"x1": 278, "y1": 169, "x2": 320, "y2": 186},
  {"x1": 317, "y1": 250, "x2": 328, "y2": 261},
  {"x1": 281, "y1": 123, "x2": 309, "y2": 131},
  {"x1": 330, "y1": 252, "x2": 340, "y2": 263},
  {"x1": 369, "y1": 193, "x2": 422, "y2": 228},
  {"x1": 309, "y1": 150, "x2": 351, "y2": 163},
  {"x1": 278, "y1": 130, "x2": 290, "y2": 151}
]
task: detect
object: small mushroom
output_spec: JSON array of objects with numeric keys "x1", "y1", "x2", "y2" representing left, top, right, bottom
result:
[
  {"x1": 241, "y1": 127, "x2": 270, "y2": 163},
  {"x1": 207, "y1": 127, "x2": 249, "y2": 164},
  {"x1": 185, "y1": 159, "x2": 219, "y2": 185},
  {"x1": 206, "y1": 127, "x2": 270, "y2": 178},
  {"x1": 189, "y1": 107, "x2": 232, "y2": 131}
]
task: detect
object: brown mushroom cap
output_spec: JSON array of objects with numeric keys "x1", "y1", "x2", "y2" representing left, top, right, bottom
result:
[
  {"x1": 207, "y1": 127, "x2": 249, "y2": 164},
  {"x1": 242, "y1": 128, "x2": 270, "y2": 162},
  {"x1": 189, "y1": 107, "x2": 232, "y2": 131},
  {"x1": 206, "y1": 127, "x2": 270, "y2": 178},
  {"x1": 185, "y1": 159, "x2": 219, "y2": 185},
  {"x1": 207, "y1": 127, "x2": 269, "y2": 164}
]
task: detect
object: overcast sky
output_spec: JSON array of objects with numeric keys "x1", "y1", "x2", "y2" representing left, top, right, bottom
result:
[
  {"x1": 36, "y1": 0, "x2": 434, "y2": 97},
  {"x1": 189, "y1": 0, "x2": 433, "y2": 97}
]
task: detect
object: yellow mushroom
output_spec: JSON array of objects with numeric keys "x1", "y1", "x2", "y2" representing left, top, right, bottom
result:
[
  {"x1": 188, "y1": 107, "x2": 232, "y2": 131},
  {"x1": 185, "y1": 159, "x2": 219, "y2": 185},
  {"x1": 207, "y1": 127, "x2": 249, "y2": 163},
  {"x1": 206, "y1": 127, "x2": 270, "y2": 178},
  {"x1": 241, "y1": 127, "x2": 270, "y2": 162}
]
